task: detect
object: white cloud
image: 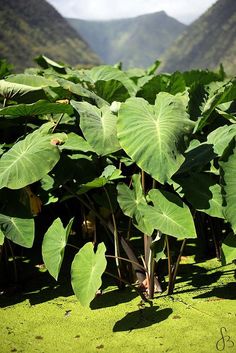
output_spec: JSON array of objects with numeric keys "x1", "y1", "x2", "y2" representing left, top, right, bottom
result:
[{"x1": 47, "y1": 0, "x2": 217, "y2": 24}]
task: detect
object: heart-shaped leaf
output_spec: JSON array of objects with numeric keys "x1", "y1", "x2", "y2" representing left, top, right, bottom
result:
[
  {"x1": 71, "y1": 242, "x2": 107, "y2": 307},
  {"x1": 117, "y1": 93, "x2": 194, "y2": 184},
  {"x1": 86, "y1": 65, "x2": 136, "y2": 96},
  {"x1": 140, "y1": 189, "x2": 196, "y2": 239},
  {"x1": 0, "y1": 214, "x2": 34, "y2": 248},
  {"x1": 94, "y1": 80, "x2": 129, "y2": 103},
  {"x1": 42, "y1": 218, "x2": 74, "y2": 280},
  {"x1": 0, "y1": 128, "x2": 67, "y2": 189},
  {"x1": 71, "y1": 101, "x2": 120, "y2": 155},
  {"x1": 117, "y1": 174, "x2": 153, "y2": 235}
]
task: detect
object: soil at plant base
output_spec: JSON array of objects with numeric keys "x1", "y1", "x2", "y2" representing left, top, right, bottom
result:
[{"x1": 0, "y1": 257, "x2": 236, "y2": 353}]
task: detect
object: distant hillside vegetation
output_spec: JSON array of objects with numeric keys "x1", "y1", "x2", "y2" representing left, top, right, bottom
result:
[
  {"x1": 0, "y1": 0, "x2": 100, "y2": 72},
  {"x1": 68, "y1": 12, "x2": 186, "y2": 69},
  {"x1": 161, "y1": 0, "x2": 236, "y2": 75}
]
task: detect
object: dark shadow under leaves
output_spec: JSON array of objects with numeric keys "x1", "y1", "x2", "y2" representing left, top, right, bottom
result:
[
  {"x1": 90, "y1": 287, "x2": 137, "y2": 309},
  {"x1": 193, "y1": 282, "x2": 236, "y2": 300},
  {"x1": 191, "y1": 271, "x2": 222, "y2": 288},
  {"x1": 113, "y1": 306, "x2": 173, "y2": 332}
]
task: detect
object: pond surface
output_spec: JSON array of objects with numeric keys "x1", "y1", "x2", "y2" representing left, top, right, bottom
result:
[{"x1": 1, "y1": 258, "x2": 236, "y2": 353}]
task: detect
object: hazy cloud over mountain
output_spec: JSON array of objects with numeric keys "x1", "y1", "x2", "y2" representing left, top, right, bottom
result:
[{"x1": 47, "y1": 0, "x2": 217, "y2": 24}]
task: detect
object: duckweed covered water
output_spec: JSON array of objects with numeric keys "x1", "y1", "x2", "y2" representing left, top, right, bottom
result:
[{"x1": 1, "y1": 259, "x2": 236, "y2": 353}]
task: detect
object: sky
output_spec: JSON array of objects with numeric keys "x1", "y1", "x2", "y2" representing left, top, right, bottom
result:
[{"x1": 47, "y1": 0, "x2": 217, "y2": 24}]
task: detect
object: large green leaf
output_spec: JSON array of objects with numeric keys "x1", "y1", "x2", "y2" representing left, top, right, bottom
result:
[
  {"x1": 207, "y1": 125, "x2": 236, "y2": 156},
  {"x1": 71, "y1": 101, "x2": 121, "y2": 156},
  {"x1": 166, "y1": 72, "x2": 187, "y2": 95},
  {"x1": 219, "y1": 138, "x2": 236, "y2": 232},
  {"x1": 0, "y1": 214, "x2": 34, "y2": 248},
  {"x1": 204, "y1": 80, "x2": 236, "y2": 111},
  {"x1": 60, "y1": 132, "x2": 94, "y2": 153},
  {"x1": 42, "y1": 218, "x2": 73, "y2": 280},
  {"x1": 137, "y1": 73, "x2": 186, "y2": 104},
  {"x1": 221, "y1": 233, "x2": 236, "y2": 265},
  {"x1": 136, "y1": 75, "x2": 168, "y2": 104},
  {"x1": 0, "y1": 128, "x2": 67, "y2": 189},
  {"x1": 0, "y1": 79, "x2": 48, "y2": 103},
  {"x1": 117, "y1": 174, "x2": 153, "y2": 235},
  {"x1": 0, "y1": 100, "x2": 73, "y2": 117},
  {"x1": 85, "y1": 65, "x2": 137, "y2": 96},
  {"x1": 35, "y1": 55, "x2": 66, "y2": 73},
  {"x1": 182, "y1": 70, "x2": 222, "y2": 87},
  {"x1": 117, "y1": 93, "x2": 194, "y2": 184},
  {"x1": 71, "y1": 242, "x2": 107, "y2": 307},
  {"x1": 139, "y1": 189, "x2": 196, "y2": 239},
  {"x1": 94, "y1": 79, "x2": 129, "y2": 103},
  {"x1": 176, "y1": 141, "x2": 216, "y2": 175},
  {"x1": 57, "y1": 78, "x2": 108, "y2": 108},
  {"x1": 175, "y1": 173, "x2": 224, "y2": 219},
  {"x1": 6, "y1": 74, "x2": 58, "y2": 88},
  {"x1": 196, "y1": 80, "x2": 236, "y2": 131},
  {"x1": 1, "y1": 74, "x2": 58, "y2": 103}
]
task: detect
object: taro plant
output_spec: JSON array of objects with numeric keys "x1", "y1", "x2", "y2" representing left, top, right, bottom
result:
[{"x1": 0, "y1": 57, "x2": 235, "y2": 307}]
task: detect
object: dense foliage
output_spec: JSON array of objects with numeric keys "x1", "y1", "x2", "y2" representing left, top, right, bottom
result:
[{"x1": 0, "y1": 57, "x2": 235, "y2": 307}]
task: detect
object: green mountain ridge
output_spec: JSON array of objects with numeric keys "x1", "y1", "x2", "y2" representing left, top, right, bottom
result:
[
  {"x1": 160, "y1": 0, "x2": 236, "y2": 75},
  {"x1": 0, "y1": 0, "x2": 100, "y2": 72},
  {"x1": 68, "y1": 12, "x2": 186, "y2": 69}
]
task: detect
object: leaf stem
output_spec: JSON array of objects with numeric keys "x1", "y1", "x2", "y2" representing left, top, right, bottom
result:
[
  {"x1": 52, "y1": 113, "x2": 64, "y2": 133},
  {"x1": 67, "y1": 243, "x2": 80, "y2": 251},
  {"x1": 148, "y1": 249, "x2": 155, "y2": 299},
  {"x1": 168, "y1": 238, "x2": 187, "y2": 295},
  {"x1": 166, "y1": 236, "x2": 173, "y2": 287},
  {"x1": 105, "y1": 254, "x2": 146, "y2": 272},
  {"x1": 104, "y1": 270, "x2": 152, "y2": 303},
  {"x1": 120, "y1": 236, "x2": 146, "y2": 284},
  {"x1": 103, "y1": 186, "x2": 123, "y2": 286}
]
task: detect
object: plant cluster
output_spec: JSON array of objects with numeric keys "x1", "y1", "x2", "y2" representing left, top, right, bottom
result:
[{"x1": 0, "y1": 57, "x2": 235, "y2": 307}]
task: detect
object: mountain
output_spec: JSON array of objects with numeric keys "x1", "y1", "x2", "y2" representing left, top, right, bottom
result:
[
  {"x1": 0, "y1": 0, "x2": 100, "y2": 72},
  {"x1": 161, "y1": 0, "x2": 236, "y2": 75},
  {"x1": 68, "y1": 12, "x2": 186, "y2": 69}
]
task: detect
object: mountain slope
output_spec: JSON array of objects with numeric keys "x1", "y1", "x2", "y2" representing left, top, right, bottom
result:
[
  {"x1": 68, "y1": 12, "x2": 186, "y2": 69},
  {"x1": 161, "y1": 0, "x2": 236, "y2": 75},
  {"x1": 0, "y1": 0, "x2": 100, "y2": 72}
]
